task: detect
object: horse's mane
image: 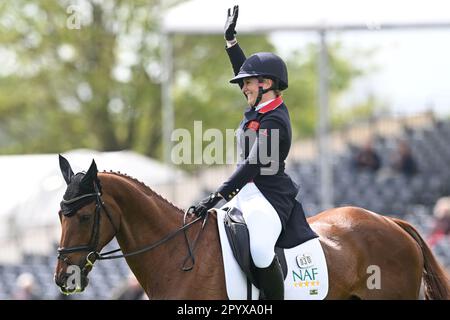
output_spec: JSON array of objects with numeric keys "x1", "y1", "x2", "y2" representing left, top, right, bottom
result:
[{"x1": 101, "y1": 171, "x2": 184, "y2": 213}]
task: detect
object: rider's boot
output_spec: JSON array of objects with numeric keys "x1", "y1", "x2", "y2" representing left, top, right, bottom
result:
[{"x1": 255, "y1": 255, "x2": 284, "y2": 300}]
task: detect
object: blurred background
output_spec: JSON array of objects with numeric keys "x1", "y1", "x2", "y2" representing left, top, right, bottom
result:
[{"x1": 0, "y1": 0, "x2": 449, "y2": 299}]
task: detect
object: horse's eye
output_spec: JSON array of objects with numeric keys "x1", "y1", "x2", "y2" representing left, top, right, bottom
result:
[{"x1": 79, "y1": 214, "x2": 91, "y2": 223}]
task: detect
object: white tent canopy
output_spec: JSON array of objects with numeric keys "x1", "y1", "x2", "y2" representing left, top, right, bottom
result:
[
  {"x1": 163, "y1": 0, "x2": 450, "y2": 34},
  {"x1": 0, "y1": 149, "x2": 183, "y2": 238}
]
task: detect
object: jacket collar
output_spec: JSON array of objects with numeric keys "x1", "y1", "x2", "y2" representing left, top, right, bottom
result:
[
  {"x1": 242, "y1": 96, "x2": 284, "y2": 125},
  {"x1": 256, "y1": 96, "x2": 283, "y2": 114}
]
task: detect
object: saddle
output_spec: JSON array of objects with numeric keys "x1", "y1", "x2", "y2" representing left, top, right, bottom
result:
[{"x1": 223, "y1": 207, "x2": 288, "y2": 298}]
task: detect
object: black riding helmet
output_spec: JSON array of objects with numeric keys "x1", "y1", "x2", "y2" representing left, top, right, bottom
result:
[
  {"x1": 230, "y1": 52, "x2": 288, "y2": 90},
  {"x1": 230, "y1": 52, "x2": 288, "y2": 107}
]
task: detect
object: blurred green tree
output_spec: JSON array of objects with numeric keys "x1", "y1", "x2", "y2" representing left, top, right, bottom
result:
[
  {"x1": 0, "y1": 0, "x2": 371, "y2": 164},
  {"x1": 0, "y1": 0, "x2": 165, "y2": 156}
]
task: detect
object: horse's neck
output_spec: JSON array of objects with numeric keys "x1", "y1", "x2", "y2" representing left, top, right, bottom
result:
[
  {"x1": 103, "y1": 174, "x2": 204, "y2": 298},
  {"x1": 107, "y1": 176, "x2": 183, "y2": 248}
]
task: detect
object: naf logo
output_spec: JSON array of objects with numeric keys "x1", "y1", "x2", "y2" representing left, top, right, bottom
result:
[{"x1": 292, "y1": 267, "x2": 318, "y2": 282}]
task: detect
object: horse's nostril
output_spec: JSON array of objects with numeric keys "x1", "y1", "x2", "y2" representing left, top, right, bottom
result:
[{"x1": 54, "y1": 273, "x2": 68, "y2": 287}]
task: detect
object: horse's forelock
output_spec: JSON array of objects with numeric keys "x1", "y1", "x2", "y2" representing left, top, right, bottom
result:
[
  {"x1": 63, "y1": 173, "x2": 85, "y2": 199},
  {"x1": 60, "y1": 173, "x2": 98, "y2": 216}
]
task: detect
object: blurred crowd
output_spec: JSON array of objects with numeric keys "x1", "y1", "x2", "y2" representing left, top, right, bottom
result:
[
  {"x1": 353, "y1": 139, "x2": 417, "y2": 177},
  {"x1": 428, "y1": 197, "x2": 450, "y2": 247}
]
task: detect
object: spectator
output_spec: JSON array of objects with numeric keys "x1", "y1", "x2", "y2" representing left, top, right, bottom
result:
[
  {"x1": 11, "y1": 272, "x2": 40, "y2": 300},
  {"x1": 111, "y1": 273, "x2": 146, "y2": 300},
  {"x1": 391, "y1": 140, "x2": 417, "y2": 176},
  {"x1": 428, "y1": 197, "x2": 450, "y2": 247},
  {"x1": 353, "y1": 140, "x2": 381, "y2": 172}
]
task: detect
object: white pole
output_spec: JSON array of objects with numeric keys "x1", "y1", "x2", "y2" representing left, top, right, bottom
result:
[
  {"x1": 161, "y1": 32, "x2": 174, "y2": 166},
  {"x1": 317, "y1": 30, "x2": 334, "y2": 210},
  {"x1": 160, "y1": 32, "x2": 178, "y2": 203}
]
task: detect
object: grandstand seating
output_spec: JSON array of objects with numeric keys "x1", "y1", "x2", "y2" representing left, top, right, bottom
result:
[{"x1": 0, "y1": 240, "x2": 130, "y2": 300}]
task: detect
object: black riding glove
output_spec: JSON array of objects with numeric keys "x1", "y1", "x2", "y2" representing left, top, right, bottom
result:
[
  {"x1": 192, "y1": 192, "x2": 223, "y2": 217},
  {"x1": 224, "y1": 5, "x2": 239, "y2": 41}
]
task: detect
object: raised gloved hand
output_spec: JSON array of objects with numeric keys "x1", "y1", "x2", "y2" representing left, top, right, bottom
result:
[
  {"x1": 224, "y1": 5, "x2": 239, "y2": 41},
  {"x1": 192, "y1": 192, "x2": 223, "y2": 217}
]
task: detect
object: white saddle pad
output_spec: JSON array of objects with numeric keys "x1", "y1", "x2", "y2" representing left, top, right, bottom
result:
[{"x1": 215, "y1": 208, "x2": 329, "y2": 300}]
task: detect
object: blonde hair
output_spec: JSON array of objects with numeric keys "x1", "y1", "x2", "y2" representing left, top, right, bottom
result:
[{"x1": 264, "y1": 78, "x2": 282, "y2": 97}]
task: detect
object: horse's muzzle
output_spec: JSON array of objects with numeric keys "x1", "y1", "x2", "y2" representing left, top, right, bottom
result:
[{"x1": 54, "y1": 271, "x2": 89, "y2": 295}]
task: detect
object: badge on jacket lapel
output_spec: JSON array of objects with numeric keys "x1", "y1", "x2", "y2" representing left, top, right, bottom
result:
[{"x1": 247, "y1": 121, "x2": 260, "y2": 131}]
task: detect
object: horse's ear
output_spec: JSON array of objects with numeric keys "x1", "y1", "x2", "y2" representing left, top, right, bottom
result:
[
  {"x1": 80, "y1": 159, "x2": 98, "y2": 188},
  {"x1": 59, "y1": 154, "x2": 74, "y2": 185}
]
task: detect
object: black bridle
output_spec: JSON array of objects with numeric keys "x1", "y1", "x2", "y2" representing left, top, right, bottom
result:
[{"x1": 57, "y1": 182, "x2": 208, "y2": 275}]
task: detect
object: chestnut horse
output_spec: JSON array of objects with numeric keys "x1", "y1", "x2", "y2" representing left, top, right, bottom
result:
[{"x1": 54, "y1": 157, "x2": 450, "y2": 299}]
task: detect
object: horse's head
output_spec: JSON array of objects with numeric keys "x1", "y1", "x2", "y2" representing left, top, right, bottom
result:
[{"x1": 54, "y1": 155, "x2": 118, "y2": 295}]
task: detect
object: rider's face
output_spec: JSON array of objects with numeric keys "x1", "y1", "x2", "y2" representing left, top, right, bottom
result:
[{"x1": 241, "y1": 77, "x2": 273, "y2": 107}]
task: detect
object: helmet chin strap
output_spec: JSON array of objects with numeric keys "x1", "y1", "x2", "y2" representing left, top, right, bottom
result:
[{"x1": 252, "y1": 76, "x2": 274, "y2": 108}]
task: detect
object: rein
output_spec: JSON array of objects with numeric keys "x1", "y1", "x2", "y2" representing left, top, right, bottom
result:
[
  {"x1": 57, "y1": 183, "x2": 208, "y2": 272},
  {"x1": 97, "y1": 210, "x2": 207, "y2": 262}
]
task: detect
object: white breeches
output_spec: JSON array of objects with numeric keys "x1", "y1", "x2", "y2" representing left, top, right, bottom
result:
[{"x1": 221, "y1": 182, "x2": 282, "y2": 268}]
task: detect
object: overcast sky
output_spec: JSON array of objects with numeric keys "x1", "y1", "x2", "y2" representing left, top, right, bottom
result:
[{"x1": 272, "y1": 29, "x2": 450, "y2": 117}]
